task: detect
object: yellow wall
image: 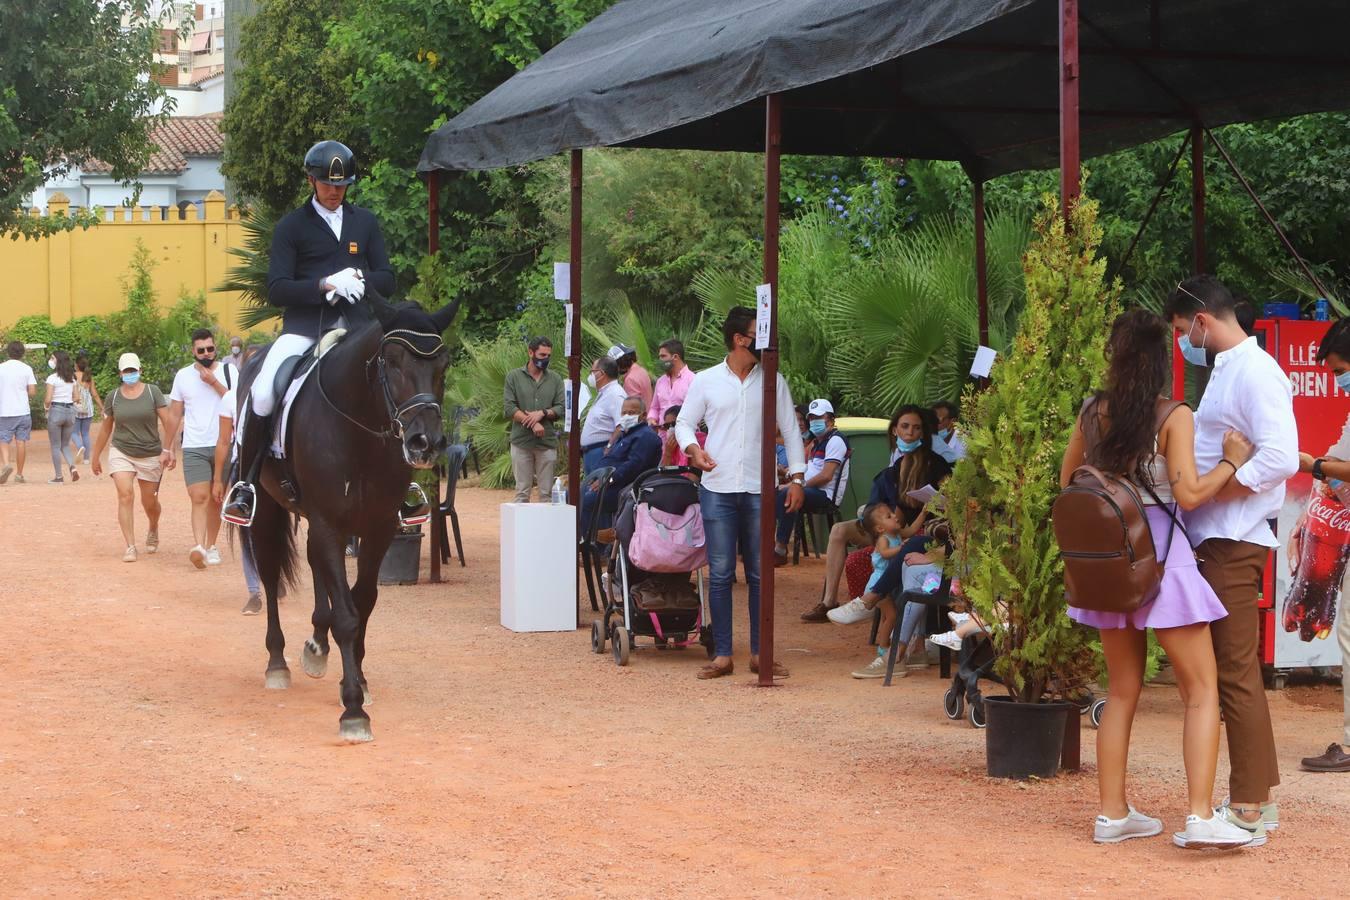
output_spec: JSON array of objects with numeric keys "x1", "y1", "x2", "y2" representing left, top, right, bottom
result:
[{"x1": 4, "y1": 191, "x2": 265, "y2": 336}]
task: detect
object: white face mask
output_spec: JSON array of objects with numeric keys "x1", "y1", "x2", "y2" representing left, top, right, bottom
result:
[
  {"x1": 617, "y1": 414, "x2": 639, "y2": 432},
  {"x1": 48, "y1": 357, "x2": 56, "y2": 370},
  {"x1": 587, "y1": 372, "x2": 597, "y2": 389}
]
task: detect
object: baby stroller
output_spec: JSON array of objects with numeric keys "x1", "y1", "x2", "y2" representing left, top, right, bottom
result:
[
  {"x1": 942, "y1": 627, "x2": 1001, "y2": 728},
  {"x1": 589, "y1": 467, "x2": 712, "y2": 666}
]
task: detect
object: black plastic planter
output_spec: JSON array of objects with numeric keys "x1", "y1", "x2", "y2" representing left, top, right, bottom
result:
[
  {"x1": 378, "y1": 531, "x2": 424, "y2": 585},
  {"x1": 985, "y1": 696, "x2": 1073, "y2": 779}
]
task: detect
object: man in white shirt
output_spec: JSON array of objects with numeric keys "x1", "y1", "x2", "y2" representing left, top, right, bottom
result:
[
  {"x1": 773, "y1": 398, "x2": 848, "y2": 562},
  {"x1": 580, "y1": 355, "x2": 625, "y2": 475},
  {"x1": 676, "y1": 306, "x2": 806, "y2": 680},
  {"x1": 0, "y1": 341, "x2": 37, "y2": 484},
  {"x1": 933, "y1": 400, "x2": 967, "y2": 462},
  {"x1": 1293, "y1": 317, "x2": 1350, "y2": 773},
  {"x1": 1166, "y1": 275, "x2": 1300, "y2": 841},
  {"x1": 168, "y1": 328, "x2": 237, "y2": 568}
]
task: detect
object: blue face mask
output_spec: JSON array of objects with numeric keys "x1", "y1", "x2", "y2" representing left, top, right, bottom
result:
[
  {"x1": 1177, "y1": 318, "x2": 1210, "y2": 366},
  {"x1": 808, "y1": 419, "x2": 828, "y2": 436},
  {"x1": 896, "y1": 438, "x2": 922, "y2": 454},
  {"x1": 121, "y1": 372, "x2": 140, "y2": 385},
  {"x1": 1337, "y1": 371, "x2": 1350, "y2": 393},
  {"x1": 938, "y1": 428, "x2": 953, "y2": 442}
]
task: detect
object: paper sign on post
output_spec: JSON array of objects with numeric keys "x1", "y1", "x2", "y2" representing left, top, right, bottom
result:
[
  {"x1": 563, "y1": 382, "x2": 573, "y2": 433},
  {"x1": 755, "y1": 283, "x2": 773, "y2": 350},
  {"x1": 564, "y1": 304, "x2": 573, "y2": 356},
  {"x1": 553, "y1": 262, "x2": 571, "y2": 301},
  {"x1": 970, "y1": 345, "x2": 997, "y2": 378}
]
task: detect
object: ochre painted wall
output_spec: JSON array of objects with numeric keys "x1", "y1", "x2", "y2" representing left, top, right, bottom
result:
[{"x1": 5, "y1": 191, "x2": 263, "y2": 335}]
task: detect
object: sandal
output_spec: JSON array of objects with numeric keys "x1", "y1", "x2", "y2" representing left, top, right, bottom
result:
[
  {"x1": 697, "y1": 661, "x2": 735, "y2": 680},
  {"x1": 750, "y1": 658, "x2": 790, "y2": 677}
]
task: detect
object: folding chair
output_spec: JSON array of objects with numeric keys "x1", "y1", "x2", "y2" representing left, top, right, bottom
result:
[
  {"x1": 579, "y1": 466, "x2": 616, "y2": 613},
  {"x1": 435, "y1": 443, "x2": 468, "y2": 567}
]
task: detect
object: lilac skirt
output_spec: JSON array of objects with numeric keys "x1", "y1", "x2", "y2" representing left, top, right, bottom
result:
[{"x1": 1067, "y1": 505, "x2": 1228, "y2": 631}]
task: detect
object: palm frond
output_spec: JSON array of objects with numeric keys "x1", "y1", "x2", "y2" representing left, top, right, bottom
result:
[{"x1": 219, "y1": 207, "x2": 282, "y2": 330}]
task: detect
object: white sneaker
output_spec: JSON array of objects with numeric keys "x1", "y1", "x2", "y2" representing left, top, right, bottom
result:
[
  {"x1": 1093, "y1": 807, "x2": 1163, "y2": 843},
  {"x1": 74, "y1": 446, "x2": 86, "y2": 465},
  {"x1": 948, "y1": 611, "x2": 971, "y2": 627},
  {"x1": 189, "y1": 545, "x2": 207, "y2": 569},
  {"x1": 851, "y1": 654, "x2": 889, "y2": 679},
  {"x1": 827, "y1": 597, "x2": 872, "y2": 625},
  {"x1": 204, "y1": 546, "x2": 222, "y2": 566},
  {"x1": 927, "y1": 630, "x2": 964, "y2": 651},
  {"x1": 1221, "y1": 797, "x2": 1279, "y2": 832},
  {"x1": 1172, "y1": 812, "x2": 1256, "y2": 850}
]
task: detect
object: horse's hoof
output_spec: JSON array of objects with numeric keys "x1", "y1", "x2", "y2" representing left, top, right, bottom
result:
[
  {"x1": 264, "y1": 667, "x2": 291, "y2": 690},
  {"x1": 301, "y1": 639, "x2": 328, "y2": 679},
  {"x1": 339, "y1": 718, "x2": 373, "y2": 743}
]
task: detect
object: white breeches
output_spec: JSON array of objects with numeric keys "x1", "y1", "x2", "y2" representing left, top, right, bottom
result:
[{"x1": 250, "y1": 332, "x2": 317, "y2": 416}]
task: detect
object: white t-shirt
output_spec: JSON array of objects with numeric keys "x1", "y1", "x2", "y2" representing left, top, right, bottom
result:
[
  {"x1": 0, "y1": 359, "x2": 37, "y2": 417},
  {"x1": 169, "y1": 361, "x2": 237, "y2": 448},
  {"x1": 217, "y1": 388, "x2": 236, "y2": 422},
  {"x1": 806, "y1": 432, "x2": 850, "y2": 503},
  {"x1": 45, "y1": 373, "x2": 75, "y2": 404}
]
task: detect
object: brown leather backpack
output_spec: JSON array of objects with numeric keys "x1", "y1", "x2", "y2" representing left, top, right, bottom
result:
[{"x1": 1052, "y1": 397, "x2": 1186, "y2": 614}]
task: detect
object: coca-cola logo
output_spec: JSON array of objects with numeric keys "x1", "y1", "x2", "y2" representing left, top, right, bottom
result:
[{"x1": 1309, "y1": 495, "x2": 1350, "y2": 533}]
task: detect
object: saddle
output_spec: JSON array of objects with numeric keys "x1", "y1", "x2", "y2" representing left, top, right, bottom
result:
[{"x1": 272, "y1": 328, "x2": 347, "y2": 459}]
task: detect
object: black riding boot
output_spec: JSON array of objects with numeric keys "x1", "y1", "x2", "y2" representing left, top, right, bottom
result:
[{"x1": 222, "y1": 413, "x2": 272, "y2": 526}]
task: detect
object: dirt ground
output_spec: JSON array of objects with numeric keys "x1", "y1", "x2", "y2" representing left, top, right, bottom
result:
[{"x1": 3, "y1": 436, "x2": 1348, "y2": 897}]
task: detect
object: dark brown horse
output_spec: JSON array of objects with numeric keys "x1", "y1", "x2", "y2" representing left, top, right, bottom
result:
[{"x1": 236, "y1": 296, "x2": 459, "y2": 741}]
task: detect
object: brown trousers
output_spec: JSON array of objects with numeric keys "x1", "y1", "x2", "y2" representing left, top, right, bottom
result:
[{"x1": 1197, "y1": 538, "x2": 1280, "y2": 801}]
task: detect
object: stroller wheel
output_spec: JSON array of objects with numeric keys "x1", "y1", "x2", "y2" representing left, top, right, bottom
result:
[
  {"x1": 968, "y1": 697, "x2": 987, "y2": 729},
  {"x1": 612, "y1": 626, "x2": 631, "y2": 666},
  {"x1": 699, "y1": 626, "x2": 715, "y2": 659},
  {"x1": 1090, "y1": 698, "x2": 1106, "y2": 729},
  {"x1": 943, "y1": 686, "x2": 964, "y2": 720},
  {"x1": 590, "y1": 620, "x2": 606, "y2": 655}
]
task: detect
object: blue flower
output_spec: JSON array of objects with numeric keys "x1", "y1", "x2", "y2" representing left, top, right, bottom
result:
[
  {"x1": 898, "y1": 178, "x2": 908, "y2": 187},
  {"x1": 871, "y1": 179, "x2": 878, "y2": 188},
  {"x1": 794, "y1": 196, "x2": 803, "y2": 203},
  {"x1": 831, "y1": 187, "x2": 840, "y2": 194},
  {"x1": 844, "y1": 195, "x2": 851, "y2": 202},
  {"x1": 841, "y1": 211, "x2": 849, "y2": 218},
  {"x1": 831, "y1": 174, "x2": 839, "y2": 182}
]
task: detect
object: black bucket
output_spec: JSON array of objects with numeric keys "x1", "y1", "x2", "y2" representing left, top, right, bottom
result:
[
  {"x1": 985, "y1": 696, "x2": 1072, "y2": 779},
  {"x1": 378, "y1": 531, "x2": 423, "y2": 585}
]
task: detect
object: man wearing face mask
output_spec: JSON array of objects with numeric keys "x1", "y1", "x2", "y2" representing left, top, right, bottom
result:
[
  {"x1": 648, "y1": 338, "x2": 695, "y2": 426},
  {"x1": 580, "y1": 355, "x2": 625, "y2": 475},
  {"x1": 583, "y1": 395, "x2": 663, "y2": 548},
  {"x1": 503, "y1": 336, "x2": 565, "y2": 503},
  {"x1": 773, "y1": 399, "x2": 849, "y2": 564},
  {"x1": 1165, "y1": 275, "x2": 1300, "y2": 842},
  {"x1": 933, "y1": 400, "x2": 966, "y2": 462},
  {"x1": 609, "y1": 344, "x2": 653, "y2": 411},
  {"x1": 227, "y1": 336, "x2": 244, "y2": 365},
  {"x1": 168, "y1": 328, "x2": 237, "y2": 568}
]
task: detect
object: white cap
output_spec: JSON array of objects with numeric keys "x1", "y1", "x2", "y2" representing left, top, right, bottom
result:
[
  {"x1": 607, "y1": 343, "x2": 636, "y2": 360},
  {"x1": 117, "y1": 352, "x2": 142, "y2": 371},
  {"x1": 807, "y1": 398, "x2": 834, "y2": 417}
]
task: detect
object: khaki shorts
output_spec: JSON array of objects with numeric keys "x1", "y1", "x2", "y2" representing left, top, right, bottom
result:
[
  {"x1": 182, "y1": 446, "x2": 215, "y2": 486},
  {"x1": 108, "y1": 445, "x2": 163, "y2": 483}
]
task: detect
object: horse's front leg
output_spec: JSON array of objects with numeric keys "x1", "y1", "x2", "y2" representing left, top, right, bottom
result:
[
  {"x1": 308, "y1": 519, "x2": 370, "y2": 742},
  {"x1": 251, "y1": 493, "x2": 291, "y2": 690},
  {"x1": 300, "y1": 574, "x2": 332, "y2": 679},
  {"x1": 352, "y1": 521, "x2": 395, "y2": 707}
]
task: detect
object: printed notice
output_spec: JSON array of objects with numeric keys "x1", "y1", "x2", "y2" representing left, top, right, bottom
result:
[
  {"x1": 554, "y1": 262, "x2": 571, "y2": 301},
  {"x1": 755, "y1": 283, "x2": 773, "y2": 350},
  {"x1": 564, "y1": 304, "x2": 573, "y2": 356},
  {"x1": 970, "y1": 345, "x2": 997, "y2": 378}
]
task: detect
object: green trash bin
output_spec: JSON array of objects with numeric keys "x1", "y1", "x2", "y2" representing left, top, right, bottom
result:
[{"x1": 833, "y1": 416, "x2": 892, "y2": 521}]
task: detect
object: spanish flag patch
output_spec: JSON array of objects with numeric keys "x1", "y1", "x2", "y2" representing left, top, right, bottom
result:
[{"x1": 349, "y1": 242, "x2": 359, "y2": 254}]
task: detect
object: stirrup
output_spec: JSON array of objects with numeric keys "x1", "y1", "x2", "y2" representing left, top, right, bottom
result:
[
  {"x1": 398, "y1": 482, "x2": 431, "y2": 527},
  {"x1": 221, "y1": 482, "x2": 257, "y2": 527}
]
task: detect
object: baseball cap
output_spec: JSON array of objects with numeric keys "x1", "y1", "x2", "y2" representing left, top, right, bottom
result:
[
  {"x1": 807, "y1": 398, "x2": 834, "y2": 417},
  {"x1": 607, "y1": 343, "x2": 636, "y2": 359},
  {"x1": 117, "y1": 352, "x2": 142, "y2": 371}
]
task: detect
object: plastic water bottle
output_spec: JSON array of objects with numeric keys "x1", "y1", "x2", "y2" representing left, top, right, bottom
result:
[
  {"x1": 551, "y1": 476, "x2": 566, "y2": 505},
  {"x1": 1315, "y1": 298, "x2": 1331, "y2": 321}
]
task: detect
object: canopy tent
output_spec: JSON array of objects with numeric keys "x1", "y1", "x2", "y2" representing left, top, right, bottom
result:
[
  {"x1": 418, "y1": 0, "x2": 1350, "y2": 683},
  {"x1": 419, "y1": 0, "x2": 1350, "y2": 178}
]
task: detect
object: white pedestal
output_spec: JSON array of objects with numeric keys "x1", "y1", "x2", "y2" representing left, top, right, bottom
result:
[{"x1": 500, "y1": 502, "x2": 577, "y2": 632}]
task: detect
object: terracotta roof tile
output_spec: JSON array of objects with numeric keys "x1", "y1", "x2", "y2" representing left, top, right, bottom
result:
[{"x1": 84, "y1": 115, "x2": 223, "y2": 176}]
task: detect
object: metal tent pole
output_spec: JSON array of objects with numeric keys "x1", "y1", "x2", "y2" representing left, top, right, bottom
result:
[
  {"x1": 973, "y1": 176, "x2": 989, "y2": 348},
  {"x1": 1059, "y1": 0, "x2": 1081, "y2": 216},
  {"x1": 428, "y1": 171, "x2": 443, "y2": 584},
  {"x1": 1191, "y1": 124, "x2": 1206, "y2": 274},
  {"x1": 569, "y1": 149, "x2": 584, "y2": 628},
  {"x1": 757, "y1": 93, "x2": 782, "y2": 688}
]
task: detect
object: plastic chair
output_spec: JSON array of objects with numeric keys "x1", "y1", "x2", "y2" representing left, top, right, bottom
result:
[
  {"x1": 883, "y1": 576, "x2": 954, "y2": 686},
  {"x1": 435, "y1": 443, "x2": 468, "y2": 567},
  {"x1": 791, "y1": 448, "x2": 852, "y2": 564},
  {"x1": 579, "y1": 466, "x2": 616, "y2": 613}
]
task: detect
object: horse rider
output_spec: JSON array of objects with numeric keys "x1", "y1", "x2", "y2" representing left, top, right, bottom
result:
[{"x1": 222, "y1": 140, "x2": 397, "y2": 525}]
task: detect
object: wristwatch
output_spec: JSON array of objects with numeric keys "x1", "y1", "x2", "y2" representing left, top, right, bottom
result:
[
  {"x1": 1312, "y1": 458, "x2": 1327, "y2": 482},
  {"x1": 790, "y1": 474, "x2": 804, "y2": 485}
]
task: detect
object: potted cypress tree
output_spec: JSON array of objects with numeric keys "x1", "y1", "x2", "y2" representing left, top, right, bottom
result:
[{"x1": 943, "y1": 193, "x2": 1119, "y2": 779}]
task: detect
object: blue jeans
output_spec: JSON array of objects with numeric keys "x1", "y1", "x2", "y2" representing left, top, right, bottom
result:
[
  {"x1": 700, "y1": 487, "x2": 762, "y2": 657},
  {"x1": 74, "y1": 415, "x2": 93, "y2": 452},
  {"x1": 241, "y1": 529, "x2": 260, "y2": 595},
  {"x1": 774, "y1": 485, "x2": 834, "y2": 546}
]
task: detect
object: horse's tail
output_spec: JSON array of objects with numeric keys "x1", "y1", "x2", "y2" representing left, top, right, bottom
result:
[{"x1": 276, "y1": 512, "x2": 301, "y2": 594}]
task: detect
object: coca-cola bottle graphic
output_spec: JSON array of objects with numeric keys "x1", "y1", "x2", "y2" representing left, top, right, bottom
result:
[{"x1": 1283, "y1": 486, "x2": 1350, "y2": 641}]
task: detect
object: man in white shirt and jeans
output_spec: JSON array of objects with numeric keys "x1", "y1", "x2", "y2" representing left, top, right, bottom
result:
[
  {"x1": 169, "y1": 328, "x2": 237, "y2": 568},
  {"x1": 1166, "y1": 276, "x2": 1300, "y2": 843},
  {"x1": 580, "y1": 355, "x2": 625, "y2": 475},
  {"x1": 676, "y1": 306, "x2": 806, "y2": 680},
  {"x1": 0, "y1": 341, "x2": 37, "y2": 484}
]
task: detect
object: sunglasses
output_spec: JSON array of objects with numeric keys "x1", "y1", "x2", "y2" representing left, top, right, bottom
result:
[{"x1": 195, "y1": 346, "x2": 216, "y2": 354}]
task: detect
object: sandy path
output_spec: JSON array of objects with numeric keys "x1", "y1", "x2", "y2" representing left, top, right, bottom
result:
[{"x1": 2, "y1": 437, "x2": 1347, "y2": 897}]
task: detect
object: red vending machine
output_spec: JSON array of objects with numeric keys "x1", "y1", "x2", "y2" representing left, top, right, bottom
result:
[{"x1": 1175, "y1": 319, "x2": 1346, "y2": 685}]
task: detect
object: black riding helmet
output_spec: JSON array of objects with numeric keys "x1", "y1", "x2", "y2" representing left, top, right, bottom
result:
[{"x1": 303, "y1": 140, "x2": 357, "y2": 186}]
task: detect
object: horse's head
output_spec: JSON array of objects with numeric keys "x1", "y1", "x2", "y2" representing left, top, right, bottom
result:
[{"x1": 366, "y1": 294, "x2": 460, "y2": 469}]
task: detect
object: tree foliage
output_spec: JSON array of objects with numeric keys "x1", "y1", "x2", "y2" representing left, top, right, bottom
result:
[
  {"x1": 943, "y1": 194, "x2": 1118, "y2": 704},
  {"x1": 1, "y1": 0, "x2": 175, "y2": 239}
]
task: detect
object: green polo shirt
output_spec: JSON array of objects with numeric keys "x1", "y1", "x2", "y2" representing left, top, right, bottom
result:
[{"x1": 503, "y1": 366, "x2": 565, "y2": 449}]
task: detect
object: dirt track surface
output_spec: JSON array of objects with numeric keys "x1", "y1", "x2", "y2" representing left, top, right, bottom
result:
[{"x1": 3, "y1": 438, "x2": 1349, "y2": 897}]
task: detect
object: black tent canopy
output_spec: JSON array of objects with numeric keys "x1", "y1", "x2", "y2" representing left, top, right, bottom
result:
[{"x1": 419, "y1": 0, "x2": 1350, "y2": 177}]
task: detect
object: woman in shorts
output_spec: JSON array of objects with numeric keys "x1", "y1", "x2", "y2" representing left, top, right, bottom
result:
[{"x1": 91, "y1": 352, "x2": 176, "y2": 561}]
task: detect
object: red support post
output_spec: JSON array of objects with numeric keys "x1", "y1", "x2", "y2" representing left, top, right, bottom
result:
[
  {"x1": 567, "y1": 150, "x2": 583, "y2": 511},
  {"x1": 758, "y1": 93, "x2": 782, "y2": 688},
  {"x1": 973, "y1": 177, "x2": 989, "y2": 348},
  {"x1": 428, "y1": 171, "x2": 443, "y2": 584},
  {"x1": 1191, "y1": 124, "x2": 1206, "y2": 275},
  {"x1": 1059, "y1": 0, "x2": 1081, "y2": 216}
]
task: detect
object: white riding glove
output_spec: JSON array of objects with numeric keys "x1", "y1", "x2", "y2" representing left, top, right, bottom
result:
[{"x1": 325, "y1": 268, "x2": 365, "y2": 304}]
